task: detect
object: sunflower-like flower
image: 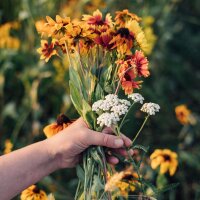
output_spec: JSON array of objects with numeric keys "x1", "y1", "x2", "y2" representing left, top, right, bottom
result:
[
  {"x1": 115, "y1": 9, "x2": 141, "y2": 27},
  {"x1": 150, "y1": 149, "x2": 178, "y2": 176},
  {"x1": 175, "y1": 104, "x2": 192, "y2": 125},
  {"x1": 82, "y1": 9, "x2": 113, "y2": 28},
  {"x1": 43, "y1": 114, "x2": 73, "y2": 138},
  {"x1": 110, "y1": 26, "x2": 135, "y2": 55},
  {"x1": 117, "y1": 60, "x2": 142, "y2": 95},
  {"x1": 37, "y1": 39, "x2": 58, "y2": 62},
  {"x1": 20, "y1": 185, "x2": 47, "y2": 200}
]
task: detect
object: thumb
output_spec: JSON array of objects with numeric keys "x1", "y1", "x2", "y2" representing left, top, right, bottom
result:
[{"x1": 87, "y1": 130, "x2": 124, "y2": 148}]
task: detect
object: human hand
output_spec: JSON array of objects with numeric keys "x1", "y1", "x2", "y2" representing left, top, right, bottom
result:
[{"x1": 46, "y1": 118, "x2": 133, "y2": 169}]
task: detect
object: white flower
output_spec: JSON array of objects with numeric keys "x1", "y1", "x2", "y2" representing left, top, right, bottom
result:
[
  {"x1": 111, "y1": 104, "x2": 129, "y2": 116},
  {"x1": 141, "y1": 103, "x2": 160, "y2": 115},
  {"x1": 128, "y1": 93, "x2": 144, "y2": 104},
  {"x1": 92, "y1": 100, "x2": 105, "y2": 112},
  {"x1": 119, "y1": 99, "x2": 131, "y2": 106},
  {"x1": 97, "y1": 112, "x2": 120, "y2": 127}
]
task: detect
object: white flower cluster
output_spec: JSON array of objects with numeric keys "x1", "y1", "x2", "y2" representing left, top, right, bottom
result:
[
  {"x1": 92, "y1": 94, "x2": 131, "y2": 127},
  {"x1": 141, "y1": 102, "x2": 160, "y2": 115},
  {"x1": 128, "y1": 93, "x2": 144, "y2": 104}
]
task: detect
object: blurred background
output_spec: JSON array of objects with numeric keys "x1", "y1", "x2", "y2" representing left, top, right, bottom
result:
[{"x1": 0, "y1": 0, "x2": 200, "y2": 199}]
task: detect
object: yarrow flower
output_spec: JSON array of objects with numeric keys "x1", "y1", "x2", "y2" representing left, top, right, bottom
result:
[
  {"x1": 141, "y1": 102, "x2": 160, "y2": 115},
  {"x1": 128, "y1": 93, "x2": 144, "y2": 104},
  {"x1": 92, "y1": 94, "x2": 131, "y2": 127},
  {"x1": 97, "y1": 112, "x2": 120, "y2": 127}
]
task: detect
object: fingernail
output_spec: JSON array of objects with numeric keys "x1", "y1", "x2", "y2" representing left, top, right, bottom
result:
[{"x1": 114, "y1": 139, "x2": 124, "y2": 147}]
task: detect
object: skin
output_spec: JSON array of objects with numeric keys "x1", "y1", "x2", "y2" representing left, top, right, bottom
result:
[{"x1": 0, "y1": 118, "x2": 133, "y2": 200}]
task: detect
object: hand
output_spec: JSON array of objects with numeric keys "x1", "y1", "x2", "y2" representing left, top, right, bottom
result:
[{"x1": 46, "y1": 118, "x2": 133, "y2": 168}]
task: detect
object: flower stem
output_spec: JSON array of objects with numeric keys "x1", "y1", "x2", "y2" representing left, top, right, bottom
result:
[
  {"x1": 119, "y1": 103, "x2": 135, "y2": 130},
  {"x1": 132, "y1": 115, "x2": 149, "y2": 145}
]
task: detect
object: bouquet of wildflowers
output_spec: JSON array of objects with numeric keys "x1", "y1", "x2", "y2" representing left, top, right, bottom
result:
[{"x1": 37, "y1": 9, "x2": 161, "y2": 199}]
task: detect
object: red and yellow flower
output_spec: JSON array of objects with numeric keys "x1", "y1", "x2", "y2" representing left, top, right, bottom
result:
[
  {"x1": 43, "y1": 114, "x2": 73, "y2": 138},
  {"x1": 82, "y1": 9, "x2": 113, "y2": 28},
  {"x1": 37, "y1": 39, "x2": 58, "y2": 62},
  {"x1": 150, "y1": 149, "x2": 178, "y2": 176}
]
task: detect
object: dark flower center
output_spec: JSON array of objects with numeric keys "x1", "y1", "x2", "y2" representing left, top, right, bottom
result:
[
  {"x1": 124, "y1": 72, "x2": 132, "y2": 81},
  {"x1": 56, "y1": 114, "x2": 71, "y2": 125},
  {"x1": 117, "y1": 28, "x2": 130, "y2": 38},
  {"x1": 163, "y1": 154, "x2": 171, "y2": 161},
  {"x1": 33, "y1": 187, "x2": 40, "y2": 194}
]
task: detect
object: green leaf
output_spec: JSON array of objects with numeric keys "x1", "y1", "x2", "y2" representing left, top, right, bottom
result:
[
  {"x1": 130, "y1": 144, "x2": 149, "y2": 153},
  {"x1": 157, "y1": 183, "x2": 179, "y2": 194},
  {"x1": 76, "y1": 165, "x2": 85, "y2": 183},
  {"x1": 69, "y1": 81, "x2": 83, "y2": 115}
]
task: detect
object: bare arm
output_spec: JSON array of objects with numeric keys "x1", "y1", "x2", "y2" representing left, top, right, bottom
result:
[{"x1": 0, "y1": 118, "x2": 132, "y2": 199}]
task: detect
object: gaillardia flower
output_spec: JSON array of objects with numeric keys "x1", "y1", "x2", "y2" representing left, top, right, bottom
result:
[
  {"x1": 175, "y1": 104, "x2": 191, "y2": 125},
  {"x1": 82, "y1": 9, "x2": 113, "y2": 28},
  {"x1": 20, "y1": 185, "x2": 47, "y2": 200},
  {"x1": 115, "y1": 9, "x2": 141, "y2": 27},
  {"x1": 150, "y1": 149, "x2": 178, "y2": 176},
  {"x1": 37, "y1": 39, "x2": 58, "y2": 62},
  {"x1": 43, "y1": 114, "x2": 73, "y2": 138}
]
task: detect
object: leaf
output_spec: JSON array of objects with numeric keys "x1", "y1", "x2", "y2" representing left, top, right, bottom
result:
[
  {"x1": 76, "y1": 165, "x2": 85, "y2": 183},
  {"x1": 69, "y1": 81, "x2": 83, "y2": 115},
  {"x1": 157, "y1": 183, "x2": 179, "y2": 194},
  {"x1": 130, "y1": 144, "x2": 149, "y2": 153}
]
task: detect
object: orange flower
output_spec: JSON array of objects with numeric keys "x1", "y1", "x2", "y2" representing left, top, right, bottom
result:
[
  {"x1": 115, "y1": 9, "x2": 141, "y2": 27},
  {"x1": 117, "y1": 61, "x2": 142, "y2": 94},
  {"x1": 44, "y1": 15, "x2": 71, "y2": 38},
  {"x1": 175, "y1": 104, "x2": 191, "y2": 125},
  {"x1": 82, "y1": 9, "x2": 113, "y2": 28},
  {"x1": 37, "y1": 39, "x2": 58, "y2": 62},
  {"x1": 128, "y1": 50, "x2": 149, "y2": 77},
  {"x1": 43, "y1": 114, "x2": 73, "y2": 138}
]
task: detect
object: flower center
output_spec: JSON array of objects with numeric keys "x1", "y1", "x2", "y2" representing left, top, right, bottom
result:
[
  {"x1": 56, "y1": 114, "x2": 71, "y2": 125},
  {"x1": 33, "y1": 187, "x2": 40, "y2": 194},
  {"x1": 163, "y1": 154, "x2": 171, "y2": 161},
  {"x1": 117, "y1": 28, "x2": 130, "y2": 38},
  {"x1": 124, "y1": 72, "x2": 132, "y2": 81}
]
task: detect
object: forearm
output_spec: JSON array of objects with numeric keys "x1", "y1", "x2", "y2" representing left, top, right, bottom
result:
[{"x1": 0, "y1": 140, "x2": 58, "y2": 200}]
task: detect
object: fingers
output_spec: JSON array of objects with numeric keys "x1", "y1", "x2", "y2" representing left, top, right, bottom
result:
[
  {"x1": 87, "y1": 131, "x2": 124, "y2": 148},
  {"x1": 107, "y1": 156, "x2": 119, "y2": 165}
]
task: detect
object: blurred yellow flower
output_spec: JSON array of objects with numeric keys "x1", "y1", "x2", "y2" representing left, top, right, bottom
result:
[
  {"x1": 175, "y1": 104, "x2": 191, "y2": 125},
  {"x1": 4, "y1": 139, "x2": 13, "y2": 154},
  {"x1": 150, "y1": 149, "x2": 178, "y2": 176},
  {"x1": 0, "y1": 21, "x2": 20, "y2": 49},
  {"x1": 143, "y1": 16, "x2": 155, "y2": 26},
  {"x1": 20, "y1": 185, "x2": 47, "y2": 200}
]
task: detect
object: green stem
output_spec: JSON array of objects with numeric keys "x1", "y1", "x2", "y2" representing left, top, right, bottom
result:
[
  {"x1": 119, "y1": 103, "x2": 135, "y2": 130},
  {"x1": 132, "y1": 115, "x2": 150, "y2": 145}
]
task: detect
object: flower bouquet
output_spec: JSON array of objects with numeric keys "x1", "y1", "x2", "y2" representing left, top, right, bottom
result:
[{"x1": 37, "y1": 9, "x2": 161, "y2": 200}]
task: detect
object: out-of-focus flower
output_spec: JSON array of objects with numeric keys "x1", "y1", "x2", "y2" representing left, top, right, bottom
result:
[
  {"x1": 143, "y1": 16, "x2": 155, "y2": 26},
  {"x1": 20, "y1": 185, "x2": 47, "y2": 200},
  {"x1": 37, "y1": 39, "x2": 58, "y2": 62},
  {"x1": 82, "y1": 9, "x2": 113, "y2": 28},
  {"x1": 43, "y1": 114, "x2": 73, "y2": 138},
  {"x1": 150, "y1": 149, "x2": 178, "y2": 176},
  {"x1": 0, "y1": 21, "x2": 20, "y2": 49},
  {"x1": 115, "y1": 9, "x2": 141, "y2": 27},
  {"x1": 141, "y1": 103, "x2": 160, "y2": 115},
  {"x1": 175, "y1": 104, "x2": 191, "y2": 125},
  {"x1": 127, "y1": 20, "x2": 149, "y2": 53},
  {"x1": 128, "y1": 93, "x2": 144, "y2": 104},
  {"x1": 47, "y1": 193, "x2": 56, "y2": 200},
  {"x1": 105, "y1": 171, "x2": 125, "y2": 191},
  {"x1": 3, "y1": 139, "x2": 13, "y2": 154}
]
